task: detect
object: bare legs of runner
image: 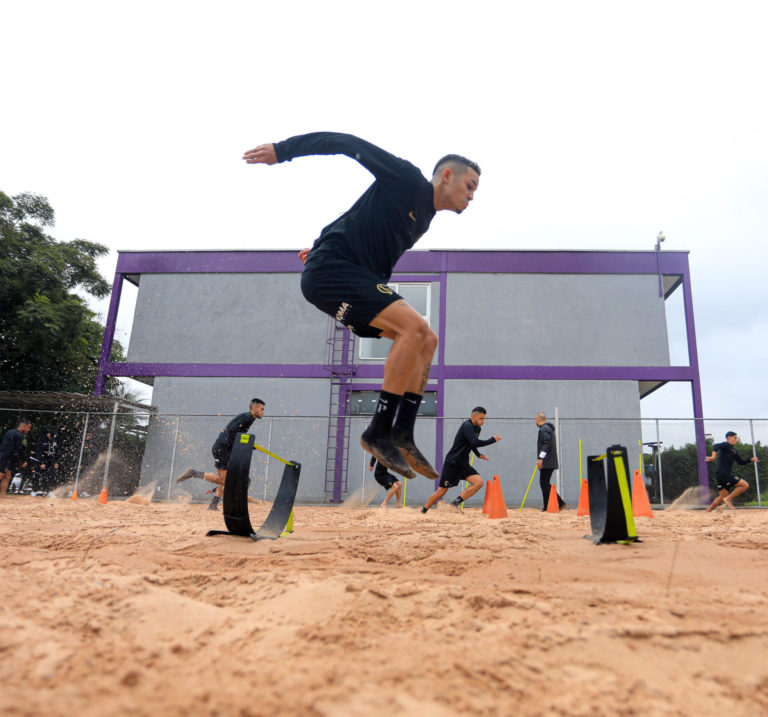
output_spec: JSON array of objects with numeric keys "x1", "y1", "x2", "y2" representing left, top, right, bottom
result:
[{"x1": 707, "y1": 479, "x2": 749, "y2": 511}]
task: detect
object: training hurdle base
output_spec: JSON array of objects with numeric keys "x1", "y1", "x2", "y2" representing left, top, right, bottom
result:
[
  {"x1": 206, "y1": 433, "x2": 301, "y2": 541},
  {"x1": 585, "y1": 444, "x2": 640, "y2": 545}
]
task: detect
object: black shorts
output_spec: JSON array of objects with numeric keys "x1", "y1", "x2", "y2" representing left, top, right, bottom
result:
[
  {"x1": 300, "y1": 257, "x2": 403, "y2": 338},
  {"x1": 212, "y1": 444, "x2": 230, "y2": 471},
  {"x1": 373, "y1": 466, "x2": 399, "y2": 490},
  {"x1": 0, "y1": 454, "x2": 18, "y2": 474},
  {"x1": 439, "y1": 462, "x2": 478, "y2": 489},
  {"x1": 716, "y1": 474, "x2": 740, "y2": 491}
]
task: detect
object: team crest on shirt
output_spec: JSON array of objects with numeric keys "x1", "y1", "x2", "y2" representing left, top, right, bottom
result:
[{"x1": 376, "y1": 284, "x2": 393, "y2": 295}]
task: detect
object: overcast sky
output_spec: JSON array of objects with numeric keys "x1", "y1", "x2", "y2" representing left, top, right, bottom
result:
[{"x1": 2, "y1": 1, "x2": 766, "y2": 429}]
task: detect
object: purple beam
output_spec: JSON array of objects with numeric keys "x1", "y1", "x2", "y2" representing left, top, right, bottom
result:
[
  {"x1": 436, "y1": 266, "x2": 448, "y2": 480},
  {"x1": 681, "y1": 263, "x2": 709, "y2": 492},
  {"x1": 94, "y1": 273, "x2": 124, "y2": 396},
  {"x1": 115, "y1": 249, "x2": 691, "y2": 277},
  {"x1": 104, "y1": 361, "x2": 695, "y2": 382}
]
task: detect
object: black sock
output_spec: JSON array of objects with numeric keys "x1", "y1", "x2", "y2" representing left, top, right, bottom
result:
[
  {"x1": 392, "y1": 392, "x2": 421, "y2": 438},
  {"x1": 192, "y1": 470, "x2": 204, "y2": 478},
  {"x1": 366, "y1": 390, "x2": 402, "y2": 436},
  {"x1": 421, "y1": 506, "x2": 428, "y2": 513},
  {"x1": 452, "y1": 495, "x2": 463, "y2": 506}
]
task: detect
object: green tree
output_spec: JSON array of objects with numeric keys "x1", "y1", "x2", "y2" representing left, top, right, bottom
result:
[{"x1": 0, "y1": 190, "x2": 124, "y2": 393}]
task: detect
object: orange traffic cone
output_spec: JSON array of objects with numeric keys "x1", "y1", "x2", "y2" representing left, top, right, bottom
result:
[
  {"x1": 98, "y1": 487, "x2": 108, "y2": 504},
  {"x1": 71, "y1": 489, "x2": 78, "y2": 501},
  {"x1": 631, "y1": 470, "x2": 653, "y2": 518},
  {"x1": 481, "y1": 479, "x2": 492, "y2": 515},
  {"x1": 546, "y1": 484, "x2": 560, "y2": 513},
  {"x1": 488, "y1": 475, "x2": 508, "y2": 519},
  {"x1": 576, "y1": 480, "x2": 589, "y2": 516}
]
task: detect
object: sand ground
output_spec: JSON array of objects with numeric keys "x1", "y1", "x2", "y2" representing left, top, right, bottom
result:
[{"x1": 1, "y1": 495, "x2": 767, "y2": 717}]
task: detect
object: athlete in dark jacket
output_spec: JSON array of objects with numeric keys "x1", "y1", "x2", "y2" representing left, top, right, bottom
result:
[
  {"x1": 243, "y1": 133, "x2": 480, "y2": 482},
  {"x1": 706, "y1": 431, "x2": 758, "y2": 511},
  {"x1": 369, "y1": 456, "x2": 402, "y2": 508},
  {"x1": 536, "y1": 412, "x2": 565, "y2": 509},
  {"x1": 422, "y1": 407, "x2": 501, "y2": 512},
  {"x1": 0, "y1": 418, "x2": 32, "y2": 498},
  {"x1": 176, "y1": 399, "x2": 265, "y2": 510}
]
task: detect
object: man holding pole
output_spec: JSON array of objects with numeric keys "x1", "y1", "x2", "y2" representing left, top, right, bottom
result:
[{"x1": 177, "y1": 399, "x2": 265, "y2": 510}]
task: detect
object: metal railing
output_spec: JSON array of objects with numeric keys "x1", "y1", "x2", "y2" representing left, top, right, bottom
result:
[{"x1": 2, "y1": 407, "x2": 765, "y2": 508}]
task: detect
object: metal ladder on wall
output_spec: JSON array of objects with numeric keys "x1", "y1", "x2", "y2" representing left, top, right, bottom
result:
[{"x1": 323, "y1": 316, "x2": 356, "y2": 502}]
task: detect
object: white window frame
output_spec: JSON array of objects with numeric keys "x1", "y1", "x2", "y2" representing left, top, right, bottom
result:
[{"x1": 358, "y1": 282, "x2": 431, "y2": 361}]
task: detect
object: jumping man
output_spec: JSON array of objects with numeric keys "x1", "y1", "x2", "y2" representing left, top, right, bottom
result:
[
  {"x1": 243, "y1": 133, "x2": 480, "y2": 480},
  {"x1": 369, "y1": 457, "x2": 403, "y2": 508},
  {"x1": 421, "y1": 407, "x2": 501, "y2": 512},
  {"x1": 705, "y1": 431, "x2": 758, "y2": 512},
  {"x1": 176, "y1": 398, "x2": 265, "y2": 510}
]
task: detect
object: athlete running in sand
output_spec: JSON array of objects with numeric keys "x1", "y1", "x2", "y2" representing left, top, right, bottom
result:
[
  {"x1": 369, "y1": 456, "x2": 402, "y2": 508},
  {"x1": 421, "y1": 407, "x2": 501, "y2": 513},
  {"x1": 176, "y1": 399, "x2": 265, "y2": 510},
  {"x1": 705, "y1": 431, "x2": 758, "y2": 511},
  {"x1": 243, "y1": 133, "x2": 479, "y2": 482}
]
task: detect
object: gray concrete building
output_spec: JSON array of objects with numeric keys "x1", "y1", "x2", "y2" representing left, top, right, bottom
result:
[{"x1": 96, "y1": 249, "x2": 706, "y2": 506}]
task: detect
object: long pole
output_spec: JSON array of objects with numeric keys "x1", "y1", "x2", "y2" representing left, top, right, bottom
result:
[
  {"x1": 655, "y1": 419, "x2": 665, "y2": 505},
  {"x1": 579, "y1": 438, "x2": 583, "y2": 483},
  {"x1": 167, "y1": 415, "x2": 180, "y2": 500},
  {"x1": 73, "y1": 413, "x2": 90, "y2": 496},
  {"x1": 101, "y1": 402, "x2": 119, "y2": 493},
  {"x1": 749, "y1": 419, "x2": 762, "y2": 508},
  {"x1": 263, "y1": 418, "x2": 273, "y2": 501},
  {"x1": 554, "y1": 406, "x2": 562, "y2": 497}
]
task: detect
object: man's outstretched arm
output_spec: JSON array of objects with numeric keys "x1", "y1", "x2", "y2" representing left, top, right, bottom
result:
[{"x1": 242, "y1": 132, "x2": 419, "y2": 186}]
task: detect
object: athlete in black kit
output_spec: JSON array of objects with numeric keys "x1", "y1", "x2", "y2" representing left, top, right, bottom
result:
[
  {"x1": 176, "y1": 398, "x2": 265, "y2": 510},
  {"x1": 0, "y1": 418, "x2": 32, "y2": 499},
  {"x1": 243, "y1": 133, "x2": 480, "y2": 481},
  {"x1": 369, "y1": 456, "x2": 402, "y2": 508},
  {"x1": 421, "y1": 407, "x2": 501, "y2": 512},
  {"x1": 705, "y1": 431, "x2": 758, "y2": 511}
]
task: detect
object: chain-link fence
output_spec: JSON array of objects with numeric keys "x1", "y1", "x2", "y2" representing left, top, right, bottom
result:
[{"x1": 2, "y1": 408, "x2": 765, "y2": 508}]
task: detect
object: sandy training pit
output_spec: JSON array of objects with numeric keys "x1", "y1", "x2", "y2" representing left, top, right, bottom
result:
[{"x1": 1, "y1": 496, "x2": 767, "y2": 717}]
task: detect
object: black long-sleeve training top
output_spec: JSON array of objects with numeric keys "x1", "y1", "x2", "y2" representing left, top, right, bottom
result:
[
  {"x1": 713, "y1": 441, "x2": 751, "y2": 476},
  {"x1": 274, "y1": 132, "x2": 436, "y2": 281},
  {"x1": 0, "y1": 429, "x2": 25, "y2": 459},
  {"x1": 444, "y1": 419, "x2": 496, "y2": 467},
  {"x1": 213, "y1": 412, "x2": 256, "y2": 451}
]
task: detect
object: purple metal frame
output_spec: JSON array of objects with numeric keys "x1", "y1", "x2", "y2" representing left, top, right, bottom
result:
[{"x1": 96, "y1": 249, "x2": 708, "y2": 491}]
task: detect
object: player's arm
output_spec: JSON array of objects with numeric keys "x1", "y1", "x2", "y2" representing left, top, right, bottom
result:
[
  {"x1": 461, "y1": 423, "x2": 498, "y2": 451},
  {"x1": 244, "y1": 132, "x2": 417, "y2": 186},
  {"x1": 705, "y1": 450, "x2": 718, "y2": 462}
]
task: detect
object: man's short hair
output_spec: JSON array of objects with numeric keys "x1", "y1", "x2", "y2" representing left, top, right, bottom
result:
[
  {"x1": 16, "y1": 418, "x2": 31, "y2": 427},
  {"x1": 536, "y1": 412, "x2": 547, "y2": 421},
  {"x1": 432, "y1": 154, "x2": 481, "y2": 178},
  {"x1": 471, "y1": 406, "x2": 486, "y2": 415},
  {"x1": 250, "y1": 398, "x2": 265, "y2": 407},
  {"x1": 725, "y1": 431, "x2": 737, "y2": 439}
]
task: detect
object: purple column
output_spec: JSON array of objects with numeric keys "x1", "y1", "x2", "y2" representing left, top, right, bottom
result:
[
  {"x1": 94, "y1": 273, "x2": 124, "y2": 396},
  {"x1": 681, "y1": 262, "x2": 708, "y2": 491}
]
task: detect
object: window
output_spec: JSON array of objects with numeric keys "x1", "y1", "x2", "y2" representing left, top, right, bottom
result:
[
  {"x1": 358, "y1": 283, "x2": 431, "y2": 360},
  {"x1": 347, "y1": 390, "x2": 437, "y2": 416}
]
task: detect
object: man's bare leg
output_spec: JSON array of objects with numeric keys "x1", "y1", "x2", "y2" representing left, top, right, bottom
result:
[
  {"x1": 456, "y1": 475, "x2": 484, "y2": 502},
  {"x1": 381, "y1": 481, "x2": 402, "y2": 507},
  {"x1": 423, "y1": 486, "x2": 448, "y2": 511},
  {"x1": 723, "y1": 479, "x2": 748, "y2": 509},
  {"x1": 0, "y1": 471, "x2": 10, "y2": 499},
  {"x1": 361, "y1": 300, "x2": 437, "y2": 479},
  {"x1": 707, "y1": 488, "x2": 730, "y2": 512}
]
